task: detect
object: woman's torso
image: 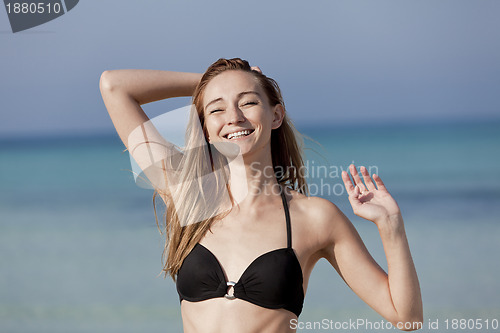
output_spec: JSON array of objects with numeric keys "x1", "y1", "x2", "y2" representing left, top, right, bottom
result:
[{"x1": 177, "y1": 189, "x2": 328, "y2": 333}]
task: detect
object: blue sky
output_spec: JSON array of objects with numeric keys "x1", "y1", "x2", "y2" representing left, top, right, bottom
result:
[{"x1": 1, "y1": 0, "x2": 499, "y2": 139}]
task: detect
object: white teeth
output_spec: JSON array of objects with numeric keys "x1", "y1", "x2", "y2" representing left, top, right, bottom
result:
[{"x1": 227, "y1": 130, "x2": 252, "y2": 140}]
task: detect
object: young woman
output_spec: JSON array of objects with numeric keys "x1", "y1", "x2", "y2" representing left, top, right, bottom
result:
[{"x1": 99, "y1": 58, "x2": 423, "y2": 333}]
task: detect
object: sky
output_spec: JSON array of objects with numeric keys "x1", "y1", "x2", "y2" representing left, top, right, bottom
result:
[{"x1": 1, "y1": 0, "x2": 500, "y2": 139}]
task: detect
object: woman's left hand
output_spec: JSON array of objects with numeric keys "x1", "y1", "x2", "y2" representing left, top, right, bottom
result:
[{"x1": 341, "y1": 164, "x2": 400, "y2": 225}]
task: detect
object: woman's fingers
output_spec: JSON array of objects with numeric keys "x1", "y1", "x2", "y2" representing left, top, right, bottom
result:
[
  {"x1": 341, "y1": 170, "x2": 355, "y2": 194},
  {"x1": 360, "y1": 166, "x2": 377, "y2": 191},
  {"x1": 349, "y1": 164, "x2": 367, "y2": 192},
  {"x1": 342, "y1": 171, "x2": 363, "y2": 209},
  {"x1": 251, "y1": 66, "x2": 262, "y2": 73},
  {"x1": 344, "y1": 164, "x2": 384, "y2": 197},
  {"x1": 351, "y1": 185, "x2": 362, "y2": 204},
  {"x1": 373, "y1": 173, "x2": 387, "y2": 192}
]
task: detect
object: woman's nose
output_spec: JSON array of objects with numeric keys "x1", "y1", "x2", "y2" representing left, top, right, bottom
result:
[{"x1": 226, "y1": 105, "x2": 245, "y2": 124}]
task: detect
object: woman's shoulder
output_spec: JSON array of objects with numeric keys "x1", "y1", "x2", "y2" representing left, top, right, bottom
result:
[{"x1": 287, "y1": 189, "x2": 348, "y2": 238}]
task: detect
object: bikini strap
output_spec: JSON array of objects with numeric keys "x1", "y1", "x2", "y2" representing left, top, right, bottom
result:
[{"x1": 280, "y1": 186, "x2": 292, "y2": 249}]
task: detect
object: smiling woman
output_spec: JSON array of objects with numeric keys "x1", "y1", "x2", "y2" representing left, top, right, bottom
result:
[
  {"x1": 202, "y1": 71, "x2": 280, "y2": 158},
  {"x1": 99, "y1": 58, "x2": 423, "y2": 333}
]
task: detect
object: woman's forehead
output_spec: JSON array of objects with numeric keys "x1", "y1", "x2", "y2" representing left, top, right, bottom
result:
[{"x1": 203, "y1": 71, "x2": 263, "y2": 105}]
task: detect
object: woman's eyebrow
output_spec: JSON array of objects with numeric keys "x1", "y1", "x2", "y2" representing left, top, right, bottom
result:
[
  {"x1": 205, "y1": 91, "x2": 261, "y2": 109},
  {"x1": 238, "y1": 91, "x2": 260, "y2": 98},
  {"x1": 205, "y1": 97, "x2": 223, "y2": 110}
]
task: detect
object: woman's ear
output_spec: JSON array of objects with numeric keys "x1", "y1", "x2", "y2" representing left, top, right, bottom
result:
[
  {"x1": 271, "y1": 104, "x2": 285, "y2": 130},
  {"x1": 204, "y1": 129, "x2": 211, "y2": 143}
]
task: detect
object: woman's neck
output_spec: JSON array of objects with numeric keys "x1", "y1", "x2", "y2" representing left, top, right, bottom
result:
[{"x1": 227, "y1": 149, "x2": 280, "y2": 205}]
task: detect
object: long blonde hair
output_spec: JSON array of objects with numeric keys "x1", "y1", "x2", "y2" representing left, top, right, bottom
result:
[{"x1": 155, "y1": 58, "x2": 308, "y2": 280}]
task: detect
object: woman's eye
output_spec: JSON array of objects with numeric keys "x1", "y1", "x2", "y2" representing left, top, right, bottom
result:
[
  {"x1": 243, "y1": 101, "x2": 258, "y2": 106},
  {"x1": 210, "y1": 109, "x2": 223, "y2": 114}
]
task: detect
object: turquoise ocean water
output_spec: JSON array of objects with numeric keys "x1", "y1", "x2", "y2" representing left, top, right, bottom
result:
[{"x1": 1, "y1": 121, "x2": 499, "y2": 332}]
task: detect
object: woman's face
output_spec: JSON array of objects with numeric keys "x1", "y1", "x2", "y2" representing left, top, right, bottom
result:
[{"x1": 202, "y1": 70, "x2": 283, "y2": 157}]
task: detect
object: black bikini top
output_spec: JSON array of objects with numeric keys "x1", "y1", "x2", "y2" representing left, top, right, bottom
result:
[{"x1": 176, "y1": 187, "x2": 305, "y2": 317}]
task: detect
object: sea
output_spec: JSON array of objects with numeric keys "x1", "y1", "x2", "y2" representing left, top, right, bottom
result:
[{"x1": 1, "y1": 120, "x2": 499, "y2": 333}]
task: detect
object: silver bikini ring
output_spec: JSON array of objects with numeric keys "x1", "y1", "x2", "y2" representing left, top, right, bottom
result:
[{"x1": 225, "y1": 281, "x2": 236, "y2": 300}]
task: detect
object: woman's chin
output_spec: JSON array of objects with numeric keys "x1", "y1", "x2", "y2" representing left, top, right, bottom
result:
[
  {"x1": 210, "y1": 138, "x2": 260, "y2": 161},
  {"x1": 211, "y1": 141, "x2": 241, "y2": 159}
]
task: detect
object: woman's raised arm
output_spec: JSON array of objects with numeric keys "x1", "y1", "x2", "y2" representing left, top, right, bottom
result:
[
  {"x1": 99, "y1": 69, "x2": 201, "y2": 148},
  {"x1": 313, "y1": 164, "x2": 423, "y2": 331},
  {"x1": 99, "y1": 70, "x2": 202, "y2": 200}
]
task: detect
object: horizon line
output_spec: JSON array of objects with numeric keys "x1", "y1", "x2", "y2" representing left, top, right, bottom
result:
[{"x1": 1, "y1": 116, "x2": 499, "y2": 144}]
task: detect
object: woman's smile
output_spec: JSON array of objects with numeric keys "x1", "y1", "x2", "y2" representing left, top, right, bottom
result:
[{"x1": 224, "y1": 129, "x2": 255, "y2": 140}]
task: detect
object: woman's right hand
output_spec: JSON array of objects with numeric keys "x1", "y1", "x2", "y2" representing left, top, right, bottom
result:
[{"x1": 251, "y1": 66, "x2": 262, "y2": 73}]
